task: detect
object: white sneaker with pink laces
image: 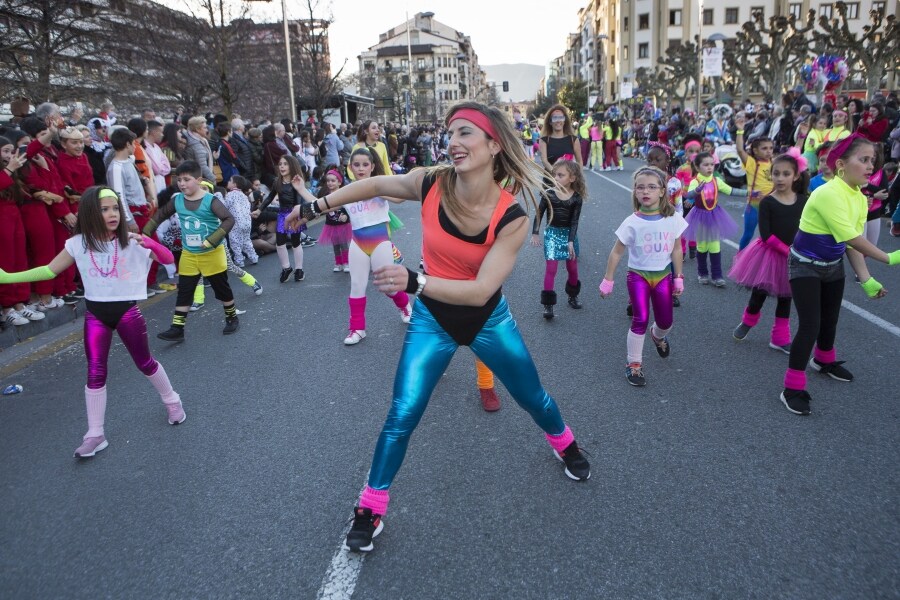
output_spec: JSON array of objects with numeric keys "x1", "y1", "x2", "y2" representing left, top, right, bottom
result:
[
  {"x1": 343, "y1": 330, "x2": 366, "y2": 345},
  {"x1": 399, "y1": 302, "x2": 412, "y2": 324}
]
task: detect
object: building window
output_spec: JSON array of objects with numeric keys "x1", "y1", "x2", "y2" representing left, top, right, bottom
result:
[
  {"x1": 788, "y1": 3, "x2": 802, "y2": 19},
  {"x1": 844, "y1": 2, "x2": 859, "y2": 19},
  {"x1": 418, "y1": 74, "x2": 426, "y2": 83},
  {"x1": 623, "y1": 16, "x2": 629, "y2": 32},
  {"x1": 401, "y1": 75, "x2": 409, "y2": 85},
  {"x1": 819, "y1": 4, "x2": 833, "y2": 18},
  {"x1": 623, "y1": 45, "x2": 628, "y2": 60},
  {"x1": 750, "y1": 6, "x2": 764, "y2": 20},
  {"x1": 401, "y1": 58, "x2": 408, "y2": 69},
  {"x1": 384, "y1": 59, "x2": 392, "y2": 70},
  {"x1": 109, "y1": 0, "x2": 125, "y2": 11},
  {"x1": 703, "y1": 9, "x2": 714, "y2": 25},
  {"x1": 638, "y1": 13, "x2": 649, "y2": 29},
  {"x1": 725, "y1": 8, "x2": 739, "y2": 24},
  {"x1": 417, "y1": 58, "x2": 425, "y2": 69},
  {"x1": 668, "y1": 38, "x2": 681, "y2": 49},
  {"x1": 669, "y1": 9, "x2": 682, "y2": 26},
  {"x1": 638, "y1": 43, "x2": 649, "y2": 59},
  {"x1": 873, "y1": 2, "x2": 886, "y2": 14}
]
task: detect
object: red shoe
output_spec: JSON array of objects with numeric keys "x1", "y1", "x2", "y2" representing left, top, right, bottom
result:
[{"x1": 479, "y1": 387, "x2": 501, "y2": 412}]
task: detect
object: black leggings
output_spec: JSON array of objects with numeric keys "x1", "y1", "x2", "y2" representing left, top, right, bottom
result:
[
  {"x1": 787, "y1": 276, "x2": 844, "y2": 371},
  {"x1": 747, "y1": 287, "x2": 792, "y2": 319},
  {"x1": 276, "y1": 232, "x2": 301, "y2": 247},
  {"x1": 176, "y1": 272, "x2": 233, "y2": 305}
]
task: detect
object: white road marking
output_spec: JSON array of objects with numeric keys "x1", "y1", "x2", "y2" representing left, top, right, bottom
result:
[
  {"x1": 316, "y1": 529, "x2": 365, "y2": 600},
  {"x1": 591, "y1": 170, "x2": 900, "y2": 339}
]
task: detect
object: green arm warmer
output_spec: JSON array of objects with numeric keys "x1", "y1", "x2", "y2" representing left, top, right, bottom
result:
[
  {"x1": 860, "y1": 277, "x2": 883, "y2": 298},
  {"x1": 204, "y1": 227, "x2": 228, "y2": 248},
  {"x1": 0, "y1": 265, "x2": 55, "y2": 284},
  {"x1": 888, "y1": 249, "x2": 900, "y2": 266}
]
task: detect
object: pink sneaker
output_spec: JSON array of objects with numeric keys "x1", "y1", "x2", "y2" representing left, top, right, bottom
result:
[
  {"x1": 166, "y1": 401, "x2": 186, "y2": 425},
  {"x1": 74, "y1": 435, "x2": 108, "y2": 458}
]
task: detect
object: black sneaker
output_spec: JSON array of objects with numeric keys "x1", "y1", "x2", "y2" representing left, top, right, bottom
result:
[
  {"x1": 780, "y1": 389, "x2": 811, "y2": 415},
  {"x1": 626, "y1": 303, "x2": 633, "y2": 317},
  {"x1": 673, "y1": 295, "x2": 680, "y2": 307},
  {"x1": 809, "y1": 358, "x2": 853, "y2": 382},
  {"x1": 279, "y1": 267, "x2": 293, "y2": 283},
  {"x1": 543, "y1": 305, "x2": 554, "y2": 320},
  {"x1": 553, "y1": 440, "x2": 591, "y2": 481},
  {"x1": 651, "y1": 333, "x2": 670, "y2": 358},
  {"x1": 294, "y1": 268, "x2": 305, "y2": 282},
  {"x1": 689, "y1": 247, "x2": 697, "y2": 259},
  {"x1": 567, "y1": 296, "x2": 582, "y2": 309},
  {"x1": 72, "y1": 287, "x2": 85, "y2": 299},
  {"x1": 223, "y1": 316, "x2": 239, "y2": 335},
  {"x1": 733, "y1": 322, "x2": 752, "y2": 340},
  {"x1": 157, "y1": 327, "x2": 185, "y2": 342},
  {"x1": 62, "y1": 293, "x2": 79, "y2": 305},
  {"x1": 344, "y1": 507, "x2": 384, "y2": 552},
  {"x1": 626, "y1": 363, "x2": 646, "y2": 386}
]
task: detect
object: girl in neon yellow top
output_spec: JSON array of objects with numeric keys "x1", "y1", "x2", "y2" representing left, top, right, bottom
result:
[
  {"x1": 348, "y1": 120, "x2": 393, "y2": 182},
  {"x1": 734, "y1": 113, "x2": 775, "y2": 250},
  {"x1": 797, "y1": 114, "x2": 828, "y2": 174},
  {"x1": 824, "y1": 110, "x2": 851, "y2": 144}
]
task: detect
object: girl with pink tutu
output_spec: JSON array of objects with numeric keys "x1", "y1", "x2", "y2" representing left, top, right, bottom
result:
[
  {"x1": 730, "y1": 149, "x2": 809, "y2": 353},
  {"x1": 683, "y1": 152, "x2": 745, "y2": 286},
  {"x1": 317, "y1": 168, "x2": 352, "y2": 272}
]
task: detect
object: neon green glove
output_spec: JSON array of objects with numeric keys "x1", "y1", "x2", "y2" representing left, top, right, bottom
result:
[
  {"x1": 860, "y1": 277, "x2": 883, "y2": 298},
  {"x1": 888, "y1": 250, "x2": 900, "y2": 266},
  {"x1": 0, "y1": 265, "x2": 55, "y2": 284}
]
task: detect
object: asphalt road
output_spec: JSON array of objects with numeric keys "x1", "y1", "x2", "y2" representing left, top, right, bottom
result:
[{"x1": 1, "y1": 160, "x2": 898, "y2": 599}]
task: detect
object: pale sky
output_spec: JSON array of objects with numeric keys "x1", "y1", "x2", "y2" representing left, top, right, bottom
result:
[{"x1": 156, "y1": 0, "x2": 588, "y2": 75}]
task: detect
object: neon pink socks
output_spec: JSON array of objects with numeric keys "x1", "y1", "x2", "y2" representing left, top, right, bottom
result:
[
  {"x1": 84, "y1": 385, "x2": 107, "y2": 438},
  {"x1": 545, "y1": 425, "x2": 574, "y2": 452},
  {"x1": 784, "y1": 369, "x2": 806, "y2": 391},
  {"x1": 146, "y1": 362, "x2": 180, "y2": 404},
  {"x1": 814, "y1": 346, "x2": 836, "y2": 364},
  {"x1": 771, "y1": 317, "x2": 791, "y2": 347},
  {"x1": 390, "y1": 291, "x2": 410, "y2": 309},
  {"x1": 360, "y1": 486, "x2": 390, "y2": 515},
  {"x1": 348, "y1": 296, "x2": 367, "y2": 330},
  {"x1": 742, "y1": 308, "x2": 762, "y2": 328}
]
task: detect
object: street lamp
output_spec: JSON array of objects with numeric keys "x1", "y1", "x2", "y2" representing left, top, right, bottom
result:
[{"x1": 597, "y1": 34, "x2": 608, "y2": 105}]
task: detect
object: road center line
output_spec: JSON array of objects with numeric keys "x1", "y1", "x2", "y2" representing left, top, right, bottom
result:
[
  {"x1": 316, "y1": 486, "x2": 367, "y2": 600},
  {"x1": 591, "y1": 170, "x2": 900, "y2": 339}
]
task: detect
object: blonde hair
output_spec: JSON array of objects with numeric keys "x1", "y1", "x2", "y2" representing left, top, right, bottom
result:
[
  {"x1": 632, "y1": 166, "x2": 674, "y2": 217},
  {"x1": 552, "y1": 160, "x2": 587, "y2": 198},
  {"x1": 427, "y1": 102, "x2": 546, "y2": 220},
  {"x1": 541, "y1": 104, "x2": 575, "y2": 138},
  {"x1": 187, "y1": 116, "x2": 206, "y2": 133}
]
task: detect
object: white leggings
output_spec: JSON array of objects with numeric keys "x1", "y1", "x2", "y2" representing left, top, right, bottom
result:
[
  {"x1": 349, "y1": 239, "x2": 395, "y2": 297},
  {"x1": 865, "y1": 219, "x2": 881, "y2": 247}
]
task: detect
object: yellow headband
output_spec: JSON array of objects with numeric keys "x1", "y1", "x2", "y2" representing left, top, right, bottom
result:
[
  {"x1": 200, "y1": 180, "x2": 214, "y2": 191},
  {"x1": 99, "y1": 188, "x2": 118, "y2": 200}
]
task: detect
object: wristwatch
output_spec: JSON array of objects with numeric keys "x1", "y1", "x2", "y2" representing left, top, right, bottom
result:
[{"x1": 415, "y1": 272, "x2": 427, "y2": 296}]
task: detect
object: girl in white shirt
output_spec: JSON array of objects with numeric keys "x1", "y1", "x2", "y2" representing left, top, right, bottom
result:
[{"x1": 599, "y1": 166, "x2": 687, "y2": 387}]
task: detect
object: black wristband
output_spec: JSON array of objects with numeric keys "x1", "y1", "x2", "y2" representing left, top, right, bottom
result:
[
  {"x1": 322, "y1": 195, "x2": 332, "y2": 210},
  {"x1": 301, "y1": 201, "x2": 319, "y2": 220},
  {"x1": 404, "y1": 268, "x2": 419, "y2": 294}
]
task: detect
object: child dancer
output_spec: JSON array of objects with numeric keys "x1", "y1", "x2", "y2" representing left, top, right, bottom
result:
[
  {"x1": 730, "y1": 149, "x2": 809, "y2": 353},
  {"x1": 647, "y1": 141, "x2": 684, "y2": 308},
  {"x1": 684, "y1": 152, "x2": 746, "y2": 286},
  {"x1": 797, "y1": 114, "x2": 828, "y2": 174},
  {"x1": 144, "y1": 161, "x2": 240, "y2": 341},
  {"x1": 317, "y1": 168, "x2": 352, "y2": 273},
  {"x1": 808, "y1": 144, "x2": 834, "y2": 192},
  {"x1": 251, "y1": 156, "x2": 307, "y2": 283},
  {"x1": 599, "y1": 166, "x2": 686, "y2": 386},
  {"x1": 779, "y1": 135, "x2": 900, "y2": 415},
  {"x1": 602, "y1": 119, "x2": 621, "y2": 171},
  {"x1": 531, "y1": 160, "x2": 585, "y2": 318},
  {"x1": 588, "y1": 118, "x2": 604, "y2": 172},
  {"x1": 298, "y1": 146, "x2": 411, "y2": 345},
  {"x1": 734, "y1": 115, "x2": 774, "y2": 249},
  {"x1": 223, "y1": 175, "x2": 259, "y2": 267},
  {"x1": 0, "y1": 187, "x2": 185, "y2": 458},
  {"x1": 676, "y1": 135, "x2": 702, "y2": 259}
]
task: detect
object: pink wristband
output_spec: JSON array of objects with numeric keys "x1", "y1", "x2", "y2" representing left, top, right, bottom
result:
[
  {"x1": 599, "y1": 279, "x2": 614, "y2": 295},
  {"x1": 674, "y1": 277, "x2": 684, "y2": 293},
  {"x1": 139, "y1": 235, "x2": 175, "y2": 265},
  {"x1": 764, "y1": 235, "x2": 790, "y2": 257}
]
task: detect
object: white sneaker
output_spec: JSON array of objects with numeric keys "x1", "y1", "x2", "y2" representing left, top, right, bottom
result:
[
  {"x1": 36, "y1": 298, "x2": 63, "y2": 311},
  {"x1": 342, "y1": 264, "x2": 351, "y2": 273},
  {"x1": 2, "y1": 310, "x2": 29, "y2": 326},
  {"x1": 146, "y1": 288, "x2": 157, "y2": 297},
  {"x1": 189, "y1": 302, "x2": 204, "y2": 312},
  {"x1": 617, "y1": 166, "x2": 623, "y2": 171},
  {"x1": 343, "y1": 329, "x2": 366, "y2": 345},
  {"x1": 333, "y1": 265, "x2": 342, "y2": 272},
  {"x1": 18, "y1": 306, "x2": 44, "y2": 321},
  {"x1": 399, "y1": 302, "x2": 412, "y2": 324}
]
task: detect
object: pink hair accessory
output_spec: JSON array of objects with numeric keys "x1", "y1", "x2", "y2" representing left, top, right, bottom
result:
[
  {"x1": 826, "y1": 132, "x2": 865, "y2": 172},
  {"x1": 326, "y1": 169, "x2": 343, "y2": 184},
  {"x1": 599, "y1": 279, "x2": 615, "y2": 296},
  {"x1": 832, "y1": 109, "x2": 847, "y2": 120},
  {"x1": 684, "y1": 140, "x2": 702, "y2": 151},
  {"x1": 784, "y1": 146, "x2": 808, "y2": 174},
  {"x1": 448, "y1": 108, "x2": 502, "y2": 149}
]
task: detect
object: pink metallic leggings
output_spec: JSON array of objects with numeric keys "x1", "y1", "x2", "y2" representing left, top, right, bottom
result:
[
  {"x1": 85, "y1": 306, "x2": 159, "y2": 389},
  {"x1": 626, "y1": 271, "x2": 674, "y2": 335},
  {"x1": 543, "y1": 259, "x2": 579, "y2": 290}
]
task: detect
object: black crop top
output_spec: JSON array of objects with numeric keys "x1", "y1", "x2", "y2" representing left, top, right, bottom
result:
[
  {"x1": 532, "y1": 190, "x2": 583, "y2": 241},
  {"x1": 259, "y1": 180, "x2": 303, "y2": 211},
  {"x1": 758, "y1": 194, "x2": 806, "y2": 246}
]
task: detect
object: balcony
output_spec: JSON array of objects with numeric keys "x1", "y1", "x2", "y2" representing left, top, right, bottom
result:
[{"x1": 414, "y1": 80, "x2": 434, "y2": 89}]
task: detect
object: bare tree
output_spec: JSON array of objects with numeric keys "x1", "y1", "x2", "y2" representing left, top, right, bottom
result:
[
  {"x1": 741, "y1": 9, "x2": 815, "y2": 101},
  {"x1": 657, "y1": 41, "x2": 699, "y2": 109},
  {"x1": 723, "y1": 32, "x2": 762, "y2": 103},
  {"x1": 816, "y1": 2, "x2": 899, "y2": 99},
  {"x1": 293, "y1": 0, "x2": 344, "y2": 124}
]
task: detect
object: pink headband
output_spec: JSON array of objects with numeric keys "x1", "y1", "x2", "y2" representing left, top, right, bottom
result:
[
  {"x1": 448, "y1": 109, "x2": 502, "y2": 148},
  {"x1": 827, "y1": 132, "x2": 866, "y2": 172},
  {"x1": 684, "y1": 140, "x2": 702, "y2": 151},
  {"x1": 326, "y1": 169, "x2": 343, "y2": 184},
  {"x1": 832, "y1": 110, "x2": 847, "y2": 120}
]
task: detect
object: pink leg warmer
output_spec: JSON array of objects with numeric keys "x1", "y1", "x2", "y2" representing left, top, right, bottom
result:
[
  {"x1": 784, "y1": 368, "x2": 807, "y2": 391},
  {"x1": 742, "y1": 307, "x2": 762, "y2": 327},
  {"x1": 360, "y1": 485, "x2": 390, "y2": 516},
  {"x1": 771, "y1": 317, "x2": 791, "y2": 347},
  {"x1": 814, "y1": 345, "x2": 836, "y2": 364},
  {"x1": 390, "y1": 290, "x2": 410, "y2": 309},
  {"x1": 145, "y1": 363, "x2": 180, "y2": 404},
  {"x1": 348, "y1": 296, "x2": 367, "y2": 331},
  {"x1": 545, "y1": 425, "x2": 574, "y2": 452},
  {"x1": 84, "y1": 385, "x2": 107, "y2": 438}
]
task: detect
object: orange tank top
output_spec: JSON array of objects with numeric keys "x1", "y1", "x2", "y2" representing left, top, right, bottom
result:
[{"x1": 421, "y1": 179, "x2": 516, "y2": 281}]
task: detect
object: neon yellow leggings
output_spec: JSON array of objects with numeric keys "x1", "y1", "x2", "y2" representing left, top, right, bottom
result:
[
  {"x1": 696, "y1": 240, "x2": 721, "y2": 253},
  {"x1": 589, "y1": 141, "x2": 604, "y2": 170}
]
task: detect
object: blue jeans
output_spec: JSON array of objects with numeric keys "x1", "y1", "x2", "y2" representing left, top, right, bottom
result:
[
  {"x1": 739, "y1": 204, "x2": 759, "y2": 250},
  {"x1": 367, "y1": 297, "x2": 567, "y2": 490}
]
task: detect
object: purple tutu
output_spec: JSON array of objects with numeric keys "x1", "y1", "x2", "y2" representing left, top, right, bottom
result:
[
  {"x1": 683, "y1": 206, "x2": 739, "y2": 244},
  {"x1": 319, "y1": 222, "x2": 352, "y2": 246},
  {"x1": 728, "y1": 238, "x2": 792, "y2": 297},
  {"x1": 276, "y1": 208, "x2": 304, "y2": 234}
]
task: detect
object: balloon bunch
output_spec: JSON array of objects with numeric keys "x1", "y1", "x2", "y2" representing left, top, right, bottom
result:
[
  {"x1": 799, "y1": 60, "x2": 818, "y2": 90},
  {"x1": 606, "y1": 105, "x2": 621, "y2": 120},
  {"x1": 812, "y1": 55, "x2": 849, "y2": 91}
]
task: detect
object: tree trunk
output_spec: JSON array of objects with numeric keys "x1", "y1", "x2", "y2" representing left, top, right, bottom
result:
[
  {"x1": 772, "y1": 69, "x2": 785, "y2": 104},
  {"x1": 866, "y1": 65, "x2": 885, "y2": 99}
]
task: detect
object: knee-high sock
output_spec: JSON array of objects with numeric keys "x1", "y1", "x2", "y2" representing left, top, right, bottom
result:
[
  {"x1": 650, "y1": 322, "x2": 672, "y2": 340},
  {"x1": 742, "y1": 307, "x2": 762, "y2": 327},
  {"x1": 771, "y1": 317, "x2": 791, "y2": 346},
  {"x1": 84, "y1": 385, "x2": 107, "y2": 438},
  {"x1": 292, "y1": 244, "x2": 303, "y2": 269},
  {"x1": 697, "y1": 251, "x2": 709, "y2": 277},
  {"x1": 238, "y1": 271, "x2": 256, "y2": 288},
  {"x1": 348, "y1": 296, "x2": 366, "y2": 330},
  {"x1": 710, "y1": 252, "x2": 723, "y2": 280},
  {"x1": 814, "y1": 345, "x2": 836, "y2": 364},
  {"x1": 389, "y1": 290, "x2": 409, "y2": 309},
  {"x1": 360, "y1": 485, "x2": 390, "y2": 516},
  {"x1": 627, "y1": 330, "x2": 645, "y2": 364},
  {"x1": 545, "y1": 425, "x2": 574, "y2": 452},
  {"x1": 275, "y1": 244, "x2": 290, "y2": 269},
  {"x1": 145, "y1": 363, "x2": 179, "y2": 404},
  {"x1": 784, "y1": 368, "x2": 806, "y2": 391},
  {"x1": 475, "y1": 358, "x2": 494, "y2": 389}
]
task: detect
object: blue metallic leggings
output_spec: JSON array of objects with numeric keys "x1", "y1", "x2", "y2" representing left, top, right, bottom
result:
[
  {"x1": 367, "y1": 297, "x2": 567, "y2": 490},
  {"x1": 739, "y1": 204, "x2": 759, "y2": 250}
]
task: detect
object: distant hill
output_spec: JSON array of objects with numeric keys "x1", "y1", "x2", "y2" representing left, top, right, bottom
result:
[{"x1": 482, "y1": 64, "x2": 544, "y2": 102}]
